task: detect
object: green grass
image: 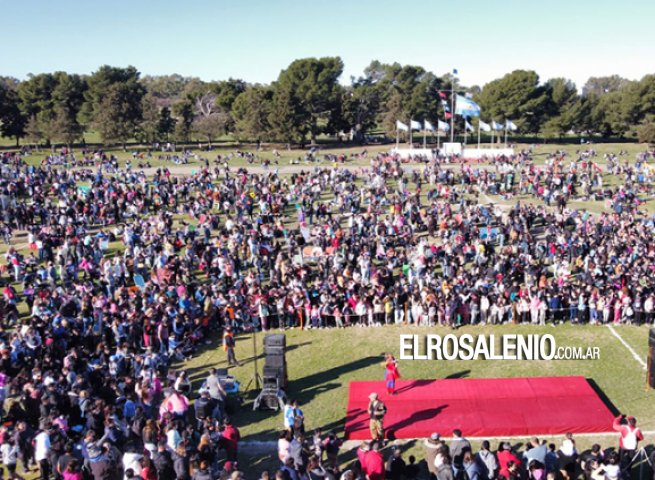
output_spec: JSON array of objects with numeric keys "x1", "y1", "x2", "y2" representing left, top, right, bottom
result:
[
  {"x1": 176, "y1": 323, "x2": 654, "y2": 477},
  {"x1": 186, "y1": 324, "x2": 654, "y2": 436}
]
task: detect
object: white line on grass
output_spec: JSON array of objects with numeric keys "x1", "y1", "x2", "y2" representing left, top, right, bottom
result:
[{"x1": 606, "y1": 325, "x2": 647, "y2": 370}]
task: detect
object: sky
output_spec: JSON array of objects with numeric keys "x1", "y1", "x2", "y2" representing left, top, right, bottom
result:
[{"x1": 1, "y1": 0, "x2": 654, "y2": 90}]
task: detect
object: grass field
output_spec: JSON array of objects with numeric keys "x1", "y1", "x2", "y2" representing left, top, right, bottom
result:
[
  {"x1": 178, "y1": 323, "x2": 654, "y2": 477},
  {"x1": 197, "y1": 324, "x2": 654, "y2": 439},
  {"x1": 4, "y1": 140, "x2": 655, "y2": 478}
]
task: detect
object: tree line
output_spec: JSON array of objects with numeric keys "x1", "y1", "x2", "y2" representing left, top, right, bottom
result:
[{"x1": 1, "y1": 59, "x2": 654, "y2": 148}]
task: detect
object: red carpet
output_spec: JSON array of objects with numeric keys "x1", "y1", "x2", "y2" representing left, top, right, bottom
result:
[{"x1": 344, "y1": 376, "x2": 615, "y2": 439}]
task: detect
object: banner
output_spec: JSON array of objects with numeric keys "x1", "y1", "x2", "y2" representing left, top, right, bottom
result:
[{"x1": 454, "y1": 95, "x2": 481, "y2": 117}]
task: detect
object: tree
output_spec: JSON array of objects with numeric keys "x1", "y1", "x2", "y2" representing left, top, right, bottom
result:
[
  {"x1": 540, "y1": 78, "x2": 579, "y2": 138},
  {"x1": 142, "y1": 74, "x2": 193, "y2": 105},
  {"x1": 582, "y1": 75, "x2": 631, "y2": 97},
  {"x1": 94, "y1": 83, "x2": 144, "y2": 149},
  {"x1": 23, "y1": 115, "x2": 42, "y2": 147},
  {"x1": 341, "y1": 78, "x2": 381, "y2": 141},
  {"x1": 51, "y1": 106, "x2": 83, "y2": 148},
  {"x1": 173, "y1": 101, "x2": 194, "y2": 143},
  {"x1": 268, "y1": 81, "x2": 304, "y2": 144},
  {"x1": 381, "y1": 89, "x2": 404, "y2": 138},
  {"x1": 83, "y1": 66, "x2": 145, "y2": 138},
  {"x1": 270, "y1": 57, "x2": 344, "y2": 144},
  {"x1": 593, "y1": 91, "x2": 629, "y2": 137},
  {"x1": 231, "y1": 85, "x2": 272, "y2": 142},
  {"x1": 157, "y1": 107, "x2": 176, "y2": 142},
  {"x1": 191, "y1": 91, "x2": 230, "y2": 146},
  {"x1": 476, "y1": 70, "x2": 552, "y2": 133},
  {"x1": 0, "y1": 82, "x2": 27, "y2": 146},
  {"x1": 635, "y1": 117, "x2": 655, "y2": 146},
  {"x1": 138, "y1": 93, "x2": 160, "y2": 144},
  {"x1": 192, "y1": 113, "x2": 229, "y2": 147}
]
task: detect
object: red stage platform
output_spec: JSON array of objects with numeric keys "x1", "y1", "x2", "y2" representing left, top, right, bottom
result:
[{"x1": 344, "y1": 376, "x2": 615, "y2": 439}]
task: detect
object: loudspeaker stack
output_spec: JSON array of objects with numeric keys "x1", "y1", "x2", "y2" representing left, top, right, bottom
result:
[
  {"x1": 263, "y1": 334, "x2": 288, "y2": 390},
  {"x1": 253, "y1": 333, "x2": 288, "y2": 411}
]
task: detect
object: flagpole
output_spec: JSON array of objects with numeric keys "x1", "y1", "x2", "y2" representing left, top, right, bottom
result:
[
  {"x1": 477, "y1": 122, "x2": 481, "y2": 149},
  {"x1": 423, "y1": 126, "x2": 426, "y2": 149},
  {"x1": 504, "y1": 122, "x2": 508, "y2": 146},
  {"x1": 464, "y1": 122, "x2": 468, "y2": 145},
  {"x1": 491, "y1": 128, "x2": 494, "y2": 146},
  {"x1": 396, "y1": 125, "x2": 399, "y2": 150},
  {"x1": 409, "y1": 121, "x2": 412, "y2": 148},
  {"x1": 450, "y1": 89, "x2": 455, "y2": 143}
]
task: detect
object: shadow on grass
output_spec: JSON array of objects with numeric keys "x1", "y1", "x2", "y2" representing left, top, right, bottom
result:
[
  {"x1": 587, "y1": 377, "x2": 620, "y2": 416},
  {"x1": 387, "y1": 405, "x2": 449, "y2": 441}
]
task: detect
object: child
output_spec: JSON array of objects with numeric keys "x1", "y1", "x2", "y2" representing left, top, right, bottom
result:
[{"x1": 384, "y1": 353, "x2": 401, "y2": 395}]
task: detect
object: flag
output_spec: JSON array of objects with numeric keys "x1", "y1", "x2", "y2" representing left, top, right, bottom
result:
[
  {"x1": 396, "y1": 120, "x2": 409, "y2": 132},
  {"x1": 424, "y1": 120, "x2": 435, "y2": 131},
  {"x1": 506, "y1": 120, "x2": 518, "y2": 131},
  {"x1": 465, "y1": 121, "x2": 474, "y2": 132},
  {"x1": 454, "y1": 95, "x2": 481, "y2": 117},
  {"x1": 479, "y1": 120, "x2": 492, "y2": 132},
  {"x1": 441, "y1": 99, "x2": 450, "y2": 112},
  {"x1": 453, "y1": 69, "x2": 458, "y2": 75},
  {"x1": 410, "y1": 120, "x2": 422, "y2": 131},
  {"x1": 491, "y1": 120, "x2": 503, "y2": 131},
  {"x1": 438, "y1": 91, "x2": 447, "y2": 99},
  {"x1": 445, "y1": 112, "x2": 453, "y2": 120},
  {"x1": 438, "y1": 120, "x2": 450, "y2": 131},
  {"x1": 465, "y1": 92, "x2": 473, "y2": 99}
]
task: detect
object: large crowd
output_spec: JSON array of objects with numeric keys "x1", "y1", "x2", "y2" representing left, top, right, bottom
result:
[{"x1": 0, "y1": 144, "x2": 654, "y2": 480}]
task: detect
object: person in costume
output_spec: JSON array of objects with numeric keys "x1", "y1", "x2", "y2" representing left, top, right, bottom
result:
[{"x1": 384, "y1": 353, "x2": 400, "y2": 395}]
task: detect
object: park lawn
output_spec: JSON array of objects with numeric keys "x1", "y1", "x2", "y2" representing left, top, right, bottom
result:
[{"x1": 181, "y1": 323, "x2": 655, "y2": 442}]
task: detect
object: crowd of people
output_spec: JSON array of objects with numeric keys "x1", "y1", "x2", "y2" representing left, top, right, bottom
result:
[
  {"x1": 274, "y1": 419, "x2": 649, "y2": 480},
  {"x1": 0, "y1": 143, "x2": 654, "y2": 479}
]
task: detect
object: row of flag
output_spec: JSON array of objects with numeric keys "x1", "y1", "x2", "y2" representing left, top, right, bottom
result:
[
  {"x1": 396, "y1": 119, "x2": 450, "y2": 132},
  {"x1": 397, "y1": 119, "x2": 517, "y2": 132}
]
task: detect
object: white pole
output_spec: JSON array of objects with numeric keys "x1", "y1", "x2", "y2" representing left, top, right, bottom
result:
[
  {"x1": 491, "y1": 128, "x2": 494, "y2": 146},
  {"x1": 409, "y1": 122, "x2": 412, "y2": 147},
  {"x1": 423, "y1": 127, "x2": 426, "y2": 149},
  {"x1": 396, "y1": 127, "x2": 399, "y2": 150},
  {"x1": 450, "y1": 88, "x2": 455, "y2": 143},
  {"x1": 504, "y1": 122, "x2": 508, "y2": 146},
  {"x1": 437, "y1": 130, "x2": 441, "y2": 150},
  {"x1": 477, "y1": 121, "x2": 481, "y2": 149},
  {"x1": 464, "y1": 122, "x2": 468, "y2": 144}
]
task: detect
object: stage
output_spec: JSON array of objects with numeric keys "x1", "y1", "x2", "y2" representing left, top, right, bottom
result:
[{"x1": 344, "y1": 376, "x2": 615, "y2": 439}]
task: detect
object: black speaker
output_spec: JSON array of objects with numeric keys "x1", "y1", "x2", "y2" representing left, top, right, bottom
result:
[
  {"x1": 648, "y1": 329, "x2": 655, "y2": 388},
  {"x1": 264, "y1": 334, "x2": 286, "y2": 348},
  {"x1": 264, "y1": 345, "x2": 285, "y2": 357},
  {"x1": 265, "y1": 353, "x2": 285, "y2": 368},
  {"x1": 263, "y1": 366, "x2": 286, "y2": 379}
]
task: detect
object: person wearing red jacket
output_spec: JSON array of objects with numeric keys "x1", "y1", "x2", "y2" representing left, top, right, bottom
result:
[
  {"x1": 220, "y1": 419, "x2": 241, "y2": 462},
  {"x1": 497, "y1": 442, "x2": 521, "y2": 479},
  {"x1": 613, "y1": 414, "x2": 643, "y2": 468},
  {"x1": 363, "y1": 442, "x2": 385, "y2": 480}
]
